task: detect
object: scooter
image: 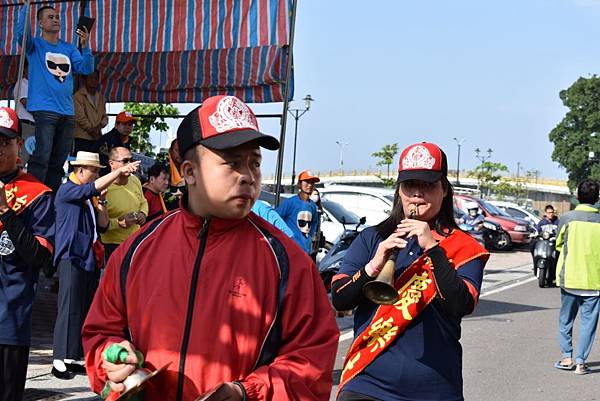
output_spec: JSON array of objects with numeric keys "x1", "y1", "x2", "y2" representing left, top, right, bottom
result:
[
  {"x1": 318, "y1": 216, "x2": 366, "y2": 292},
  {"x1": 532, "y1": 226, "x2": 558, "y2": 288},
  {"x1": 459, "y1": 219, "x2": 508, "y2": 251}
]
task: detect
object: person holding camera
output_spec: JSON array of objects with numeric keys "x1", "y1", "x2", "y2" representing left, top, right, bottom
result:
[{"x1": 100, "y1": 147, "x2": 148, "y2": 260}]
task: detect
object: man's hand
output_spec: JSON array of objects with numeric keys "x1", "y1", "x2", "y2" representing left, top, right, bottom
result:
[
  {"x1": 0, "y1": 182, "x2": 10, "y2": 215},
  {"x1": 101, "y1": 341, "x2": 140, "y2": 393},
  {"x1": 76, "y1": 25, "x2": 89, "y2": 47},
  {"x1": 197, "y1": 382, "x2": 244, "y2": 401},
  {"x1": 118, "y1": 161, "x2": 141, "y2": 177},
  {"x1": 135, "y1": 212, "x2": 146, "y2": 226},
  {"x1": 118, "y1": 213, "x2": 138, "y2": 229}
]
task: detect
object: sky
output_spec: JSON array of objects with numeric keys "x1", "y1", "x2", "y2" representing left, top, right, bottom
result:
[
  {"x1": 244, "y1": 0, "x2": 600, "y2": 180},
  {"x1": 43, "y1": 1, "x2": 600, "y2": 180}
]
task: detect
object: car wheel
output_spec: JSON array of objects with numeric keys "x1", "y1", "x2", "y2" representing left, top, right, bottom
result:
[{"x1": 494, "y1": 232, "x2": 512, "y2": 251}]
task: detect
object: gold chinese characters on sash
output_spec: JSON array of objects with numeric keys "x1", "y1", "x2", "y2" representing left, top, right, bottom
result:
[
  {"x1": 0, "y1": 171, "x2": 51, "y2": 232},
  {"x1": 337, "y1": 230, "x2": 489, "y2": 394}
]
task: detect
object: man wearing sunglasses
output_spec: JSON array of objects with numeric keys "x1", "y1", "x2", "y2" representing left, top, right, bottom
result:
[
  {"x1": 276, "y1": 170, "x2": 320, "y2": 254},
  {"x1": 94, "y1": 111, "x2": 136, "y2": 176},
  {"x1": 99, "y1": 147, "x2": 148, "y2": 260},
  {"x1": 16, "y1": 2, "x2": 95, "y2": 191}
]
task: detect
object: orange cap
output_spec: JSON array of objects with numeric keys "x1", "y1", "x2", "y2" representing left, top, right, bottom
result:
[
  {"x1": 116, "y1": 111, "x2": 137, "y2": 123},
  {"x1": 298, "y1": 170, "x2": 320, "y2": 183}
]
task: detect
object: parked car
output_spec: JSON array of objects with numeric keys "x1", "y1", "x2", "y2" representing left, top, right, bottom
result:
[
  {"x1": 454, "y1": 194, "x2": 535, "y2": 249},
  {"x1": 319, "y1": 185, "x2": 395, "y2": 226},
  {"x1": 488, "y1": 200, "x2": 541, "y2": 226}
]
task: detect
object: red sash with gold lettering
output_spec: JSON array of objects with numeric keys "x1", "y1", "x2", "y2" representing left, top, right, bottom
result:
[
  {"x1": 338, "y1": 230, "x2": 489, "y2": 393},
  {"x1": 0, "y1": 170, "x2": 51, "y2": 231}
]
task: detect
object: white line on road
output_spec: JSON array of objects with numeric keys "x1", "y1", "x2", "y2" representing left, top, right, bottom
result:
[{"x1": 337, "y1": 273, "x2": 537, "y2": 343}]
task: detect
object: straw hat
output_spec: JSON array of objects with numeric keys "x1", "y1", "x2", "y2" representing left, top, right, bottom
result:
[{"x1": 70, "y1": 151, "x2": 105, "y2": 168}]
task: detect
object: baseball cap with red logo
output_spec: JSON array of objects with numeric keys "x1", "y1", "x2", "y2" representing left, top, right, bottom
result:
[
  {"x1": 397, "y1": 142, "x2": 447, "y2": 183},
  {"x1": 116, "y1": 111, "x2": 137, "y2": 124},
  {"x1": 177, "y1": 95, "x2": 279, "y2": 158},
  {"x1": 0, "y1": 107, "x2": 21, "y2": 139}
]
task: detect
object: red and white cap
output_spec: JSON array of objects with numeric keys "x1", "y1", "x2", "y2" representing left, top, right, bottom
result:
[
  {"x1": 397, "y1": 142, "x2": 447, "y2": 183},
  {"x1": 0, "y1": 107, "x2": 20, "y2": 139},
  {"x1": 177, "y1": 95, "x2": 279, "y2": 157}
]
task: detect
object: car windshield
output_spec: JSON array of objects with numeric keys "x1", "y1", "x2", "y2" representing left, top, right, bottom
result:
[
  {"x1": 322, "y1": 200, "x2": 361, "y2": 224},
  {"x1": 384, "y1": 195, "x2": 395, "y2": 202},
  {"x1": 479, "y1": 199, "x2": 510, "y2": 217}
]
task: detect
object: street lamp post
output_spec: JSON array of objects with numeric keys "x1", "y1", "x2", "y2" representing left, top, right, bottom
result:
[
  {"x1": 452, "y1": 138, "x2": 465, "y2": 185},
  {"x1": 289, "y1": 94, "x2": 314, "y2": 187},
  {"x1": 335, "y1": 141, "x2": 349, "y2": 173},
  {"x1": 474, "y1": 147, "x2": 493, "y2": 198}
]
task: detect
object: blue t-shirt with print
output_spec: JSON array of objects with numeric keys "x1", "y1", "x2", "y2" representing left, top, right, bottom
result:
[
  {"x1": 275, "y1": 195, "x2": 318, "y2": 253},
  {"x1": 17, "y1": 7, "x2": 95, "y2": 116}
]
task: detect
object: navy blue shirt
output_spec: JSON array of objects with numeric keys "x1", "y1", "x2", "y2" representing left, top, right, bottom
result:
[
  {"x1": 0, "y1": 174, "x2": 54, "y2": 346},
  {"x1": 340, "y1": 226, "x2": 484, "y2": 401},
  {"x1": 54, "y1": 180, "x2": 101, "y2": 271}
]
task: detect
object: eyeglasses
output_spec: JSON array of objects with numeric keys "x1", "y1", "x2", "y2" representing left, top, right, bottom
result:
[
  {"x1": 298, "y1": 220, "x2": 311, "y2": 228},
  {"x1": 111, "y1": 157, "x2": 133, "y2": 164},
  {"x1": 122, "y1": 122, "x2": 135, "y2": 126}
]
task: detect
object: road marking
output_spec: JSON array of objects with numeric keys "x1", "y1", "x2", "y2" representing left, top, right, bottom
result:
[
  {"x1": 337, "y1": 271, "x2": 537, "y2": 343},
  {"x1": 480, "y1": 276, "x2": 536, "y2": 298}
]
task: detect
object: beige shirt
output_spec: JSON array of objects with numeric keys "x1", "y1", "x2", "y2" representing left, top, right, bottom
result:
[{"x1": 73, "y1": 86, "x2": 108, "y2": 141}]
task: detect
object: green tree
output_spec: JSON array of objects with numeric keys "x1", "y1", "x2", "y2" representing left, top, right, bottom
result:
[
  {"x1": 372, "y1": 143, "x2": 399, "y2": 177},
  {"x1": 372, "y1": 143, "x2": 398, "y2": 186},
  {"x1": 123, "y1": 103, "x2": 180, "y2": 156},
  {"x1": 468, "y1": 161, "x2": 509, "y2": 198},
  {"x1": 549, "y1": 76, "x2": 600, "y2": 191}
]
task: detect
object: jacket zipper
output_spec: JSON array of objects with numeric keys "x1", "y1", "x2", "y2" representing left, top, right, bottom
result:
[{"x1": 176, "y1": 218, "x2": 210, "y2": 401}]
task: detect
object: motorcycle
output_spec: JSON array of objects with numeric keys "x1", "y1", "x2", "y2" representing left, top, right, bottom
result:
[
  {"x1": 532, "y1": 225, "x2": 558, "y2": 288},
  {"x1": 459, "y1": 219, "x2": 509, "y2": 251},
  {"x1": 318, "y1": 216, "x2": 366, "y2": 292}
]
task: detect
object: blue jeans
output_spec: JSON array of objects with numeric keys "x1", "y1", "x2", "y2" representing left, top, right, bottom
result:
[
  {"x1": 28, "y1": 111, "x2": 74, "y2": 191},
  {"x1": 558, "y1": 289, "x2": 600, "y2": 364}
]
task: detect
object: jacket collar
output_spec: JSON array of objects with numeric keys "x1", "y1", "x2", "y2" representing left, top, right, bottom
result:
[
  {"x1": 575, "y1": 204, "x2": 599, "y2": 213},
  {"x1": 179, "y1": 195, "x2": 247, "y2": 234}
]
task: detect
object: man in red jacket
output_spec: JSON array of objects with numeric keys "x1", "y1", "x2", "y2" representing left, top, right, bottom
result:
[{"x1": 82, "y1": 95, "x2": 339, "y2": 401}]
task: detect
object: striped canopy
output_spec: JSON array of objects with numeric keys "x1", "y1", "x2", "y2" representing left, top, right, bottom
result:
[{"x1": 0, "y1": 0, "x2": 293, "y2": 103}]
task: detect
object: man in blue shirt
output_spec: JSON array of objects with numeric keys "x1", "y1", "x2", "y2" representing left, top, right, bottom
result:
[
  {"x1": 276, "y1": 170, "x2": 320, "y2": 253},
  {"x1": 16, "y1": 2, "x2": 95, "y2": 191},
  {"x1": 252, "y1": 200, "x2": 294, "y2": 238},
  {"x1": 0, "y1": 107, "x2": 55, "y2": 401},
  {"x1": 51, "y1": 151, "x2": 140, "y2": 380}
]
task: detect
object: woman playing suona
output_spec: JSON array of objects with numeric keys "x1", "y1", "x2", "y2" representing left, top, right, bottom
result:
[{"x1": 332, "y1": 142, "x2": 489, "y2": 401}]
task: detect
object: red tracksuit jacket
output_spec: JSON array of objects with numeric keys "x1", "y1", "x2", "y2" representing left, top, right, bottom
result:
[{"x1": 82, "y1": 207, "x2": 339, "y2": 401}]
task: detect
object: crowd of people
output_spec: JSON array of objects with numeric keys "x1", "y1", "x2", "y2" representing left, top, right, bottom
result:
[{"x1": 1, "y1": 2, "x2": 599, "y2": 401}]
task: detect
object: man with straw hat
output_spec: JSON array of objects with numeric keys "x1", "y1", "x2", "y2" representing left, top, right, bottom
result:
[
  {"x1": 51, "y1": 151, "x2": 140, "y2": 380},
  {"x1": 0, "y1": 107, "x2": 54, "y2": 401}
]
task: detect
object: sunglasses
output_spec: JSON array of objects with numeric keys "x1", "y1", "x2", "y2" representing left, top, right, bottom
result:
[
  {"x1": 112, "y1": 157, "x2": 133, "y2": 164},
  {"x1": 46, "y1": 60, "x2": 70, "y2": 73},
  {"x1": 298, "y1": 220, "x2": 311, "y2": 228}
]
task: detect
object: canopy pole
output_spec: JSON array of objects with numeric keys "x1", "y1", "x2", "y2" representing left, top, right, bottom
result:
[
  {"x1": 15, "y1": 1, "x2": 32, "y2": 117},
  {"x1": 273, "y1": 0, "x2": 298, "y2": 207}
]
